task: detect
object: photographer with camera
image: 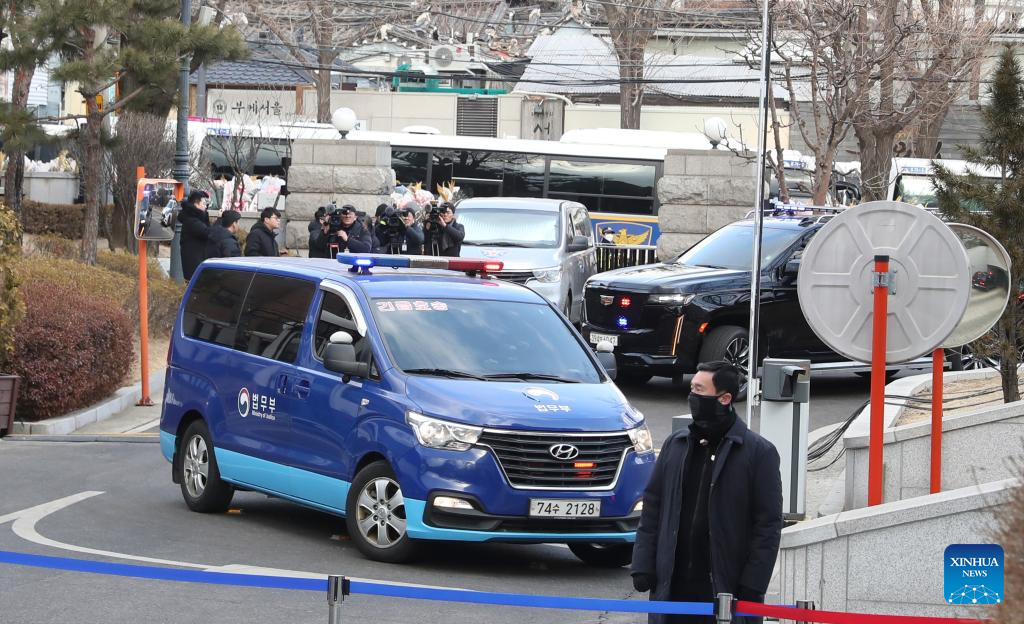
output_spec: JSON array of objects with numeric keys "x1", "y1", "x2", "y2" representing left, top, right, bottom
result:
[
  {"x1": 422, "y1": 201, "x2": 464, "y2": 257},
  {"x1": 310, "y1": 203, "x2": 373, "y2": 258},
  {"x1": 376, "y1": 205, "x2": 424, "y2": 255},
  {"x1": 308, "y1": 206, "x2": 332, "y2": 259}
]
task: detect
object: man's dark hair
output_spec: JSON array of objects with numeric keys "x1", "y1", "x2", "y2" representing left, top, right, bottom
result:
[
  {"x1": 400, "y1": 207, "x2": 416, "y2": 218},
  {"x1": 260, "y1": 207, "x2": 281, "y2": 222},
  {"x1": 439, "y1": 201, "x2": 455, "y2": 213},
  {"x1": 186, "y1": 190, "x2": 209, "y2": 204},
  {"x1": 220, "y1": 210, "x2": 241, "y2": 228},
  {"x1": 696, "y1": 361, "x2": 740, "y2": 401}
]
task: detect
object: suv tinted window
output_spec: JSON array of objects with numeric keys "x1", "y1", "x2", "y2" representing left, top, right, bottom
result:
[
  {"x1": 182, "y1": 268, "x2": 253, "y2": 347},
  {"x1": 235, "y1": 274, "x2": 316, "y2": 363}
]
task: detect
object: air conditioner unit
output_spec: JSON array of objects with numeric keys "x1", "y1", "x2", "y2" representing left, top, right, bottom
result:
[
  {"x1": 397, "y1": 54, "x2": 414, "y2": 68},
  {"x1": 431, "y1": 45, "x2": 455, "y2": 68}
]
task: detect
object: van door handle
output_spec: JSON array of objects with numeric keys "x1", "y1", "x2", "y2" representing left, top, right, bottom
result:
[
  {"x1": 277, "y1": 373, "x2": 290, "y2": 395},
  {"x1": 294, "y1": 379, "x2": 311, "y2": 399}
]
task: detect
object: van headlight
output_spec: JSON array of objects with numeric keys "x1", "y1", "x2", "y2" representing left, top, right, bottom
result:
[
  {"x1": 406, "y1": 411, "x2": 482, "y2": 451},
  {"x1": 627, "y1": 425, "x2": 654, "y2": 453},
  {"x1": 532, "y1": 267, "x2": 562, "y2": 283}
]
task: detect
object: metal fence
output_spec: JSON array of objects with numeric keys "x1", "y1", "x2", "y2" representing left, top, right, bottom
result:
[{"x1": 596, "y1": 244, "x2": 659, "y2": 272}]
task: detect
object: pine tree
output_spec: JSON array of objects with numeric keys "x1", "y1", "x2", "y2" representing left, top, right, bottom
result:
[
  {"x1": 34, "y1": 0, "x2": 247, "y2": 264},
  {"x1": 934, "y1": 46, "x2": 1024, "y2": 403}
]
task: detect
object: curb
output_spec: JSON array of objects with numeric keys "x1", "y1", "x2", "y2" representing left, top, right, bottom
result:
[
  {"x1": 10, "y1": 368, "x2": 167, "y2": 436},
  {"x1": 0, "y1": 434, "x2": 159, "y2": 443}
]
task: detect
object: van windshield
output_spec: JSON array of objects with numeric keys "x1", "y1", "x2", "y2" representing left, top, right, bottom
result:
[
  {"x1": 459, "y1": 208, "x2": 560, "y2": 248},
  {"x1": 371, "y1": 298, "x2": 601, "y2": 383}
]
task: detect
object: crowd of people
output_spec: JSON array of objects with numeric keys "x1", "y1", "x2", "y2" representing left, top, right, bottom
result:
[{"x1": 177, "y1": 190, "x2": 467, "y2": 280}]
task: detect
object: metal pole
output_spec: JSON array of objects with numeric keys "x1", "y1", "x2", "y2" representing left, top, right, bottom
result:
[
  {"x1": 868, "y1": 255, "x2": 890, "y2": 507},
  {"x1": 714, "y1": 592, "x2": 734, "y2": 624},
  {"x1": 327, "y1": 575, "x2": 348, "y2": 624},
  {"x1": 197, "y1": 63, "x2": 207, "y2": 120},
  {"x1": 745, "y1": 0, "x2": 772, "y2": 425},
  {"x1": 136, "y1": 166, "x2": 153, "y2": 407},
  {"x1": 796, "y1": 599, "x2": 816, "y2": 624},
  {"x1": 170, "y1": 0, "x2": 193, "y2": 283},
  {"x1": 930, "y1": 347, "x2": 944, "y2": 493}
]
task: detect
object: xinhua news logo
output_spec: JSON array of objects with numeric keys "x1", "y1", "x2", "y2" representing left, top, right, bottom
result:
[{"x1": 944, "y1": 544, "x2": 1004, "y2": 605}]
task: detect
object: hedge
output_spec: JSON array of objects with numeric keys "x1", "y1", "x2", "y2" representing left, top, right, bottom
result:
[
  {"x1": 22, "y1": 200, "x2": 114, "y2": 239},
  {"x1": 9, "y1": 279, "x2": 133, "y2": 421}
]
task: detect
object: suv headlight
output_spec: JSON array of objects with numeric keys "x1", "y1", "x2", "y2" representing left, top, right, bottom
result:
[
  {"x1": 627, "y1": 424, "x2": 654, "y2": 453},
  {"x1": 406, "y1": 411, "x2": 483, "y2": 451},
  {"x1": 532, "y1": 267, "x2": 562, "y2": 283},
  {"x1": 650, "y1": 293, "x2": 695, "y2": 305}
]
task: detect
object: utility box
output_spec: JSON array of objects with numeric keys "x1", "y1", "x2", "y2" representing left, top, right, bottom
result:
[{"x1": 760, "y1": 358, "x2": 810, "y2": 520}]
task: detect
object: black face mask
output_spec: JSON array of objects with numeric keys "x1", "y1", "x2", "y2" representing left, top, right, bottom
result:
[{"x1": 688, "y1": 392, "x2": 730, "y2": 430}]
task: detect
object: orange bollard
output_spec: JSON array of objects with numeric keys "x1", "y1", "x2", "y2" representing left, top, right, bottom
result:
[
  {"x1": 868, "y1": 255, "x2": 890, "y2": 507},
  {"x1": 137, "y1": 165, "x2": 153, "y2": 407},
  {"x1": 930, "y1": 348, "x2": 944, "y2": 493}
]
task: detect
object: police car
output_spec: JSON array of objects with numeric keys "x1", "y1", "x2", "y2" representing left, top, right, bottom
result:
[{"x1": 159, "y1": 254, "x2": 655, "y2": 565}]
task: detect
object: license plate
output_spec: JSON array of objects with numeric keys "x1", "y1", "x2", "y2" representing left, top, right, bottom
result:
[
  {"x1": 589, "y1": 332, "x2": 619, "y2": 347},
  {"x1": 529, "y1": 499, "x2": 602, "y2": 518}
]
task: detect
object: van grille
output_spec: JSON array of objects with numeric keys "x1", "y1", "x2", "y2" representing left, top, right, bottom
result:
[
  {"x1": 493, "y1": 271, "x2": 534, "y2": 284},
  {"x1": 477, "y1": 430, "x2": 632, "y2": 489}
]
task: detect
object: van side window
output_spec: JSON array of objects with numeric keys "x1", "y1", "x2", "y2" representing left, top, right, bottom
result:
[
  {"x1": 314, "y1": 292, "x2": 362, "y2": 360},
  {"x1": 571, "y1": 208, "x2": 592, "y2": 243},
  {"x1": 235, "y1": 274, "x2": 316, "y2": 363},
  {"x1": 182, "y1": 268, "x2": 253, "y2": 347}
]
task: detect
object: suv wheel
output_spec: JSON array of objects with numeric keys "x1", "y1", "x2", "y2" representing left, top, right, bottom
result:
[
  {"x1": 177, "y1": 420, "x2": 234, "y2": 513},
  {"x1": 699, "y1": 325, "x2": 749, "y2": 401},
  {"x1": 568, "y1": 543, "x2": 633, "y2": 568},
  {"x1": 346, "y1": 461, "x2": 417, "y2": 563}
]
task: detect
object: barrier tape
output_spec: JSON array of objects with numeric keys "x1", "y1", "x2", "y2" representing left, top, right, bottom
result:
[{"x1": 0, "y1": 550, "x2": 989, "y2": 622}]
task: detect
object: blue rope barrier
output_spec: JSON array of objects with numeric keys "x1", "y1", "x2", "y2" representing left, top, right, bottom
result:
[{"x1": 0, "y1": 549, "x2": 730, "y2": 616}]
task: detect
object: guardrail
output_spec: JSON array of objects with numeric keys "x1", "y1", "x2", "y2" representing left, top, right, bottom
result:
[{"x1": 596, "y1": 244, "x2": 659, "y2": 272}]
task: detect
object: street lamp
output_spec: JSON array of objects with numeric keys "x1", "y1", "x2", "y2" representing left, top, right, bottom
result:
[
  {"x1": 332, "y1": 107, "x2": 357, "y2": 139},
  {"x1": 704, "y1": 117, "x2": 728, "y2": 149}
]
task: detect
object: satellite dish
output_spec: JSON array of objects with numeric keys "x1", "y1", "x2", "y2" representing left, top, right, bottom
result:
[
  {"x1": 798, "y1": 201, "x2": 971, "y2": 364},
  {"x1": 397, "y1": 54, "x2": 413, "y2": 68},
  {"x1": 433, "y1": 46, "x2": 454, "y2": 67},
  {"x1": 941, "y1": 223, "x2": 1012, "y2": 348}
]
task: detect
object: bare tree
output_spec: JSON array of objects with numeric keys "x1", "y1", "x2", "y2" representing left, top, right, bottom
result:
[
  {"x1": 601, "y1": 0, "x2": 667, "y2": 129},
  {"x1": 243, "y1": 0, "x2": 430, "y2": 123},
  {"x1": 105, "y1": 112, "x2": 175, "y2": 252},
  {"x1": 848, "y1": 0, "x2": 1000, "y2": 201}
]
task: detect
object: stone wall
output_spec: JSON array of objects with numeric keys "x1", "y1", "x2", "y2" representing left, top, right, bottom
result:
[
  {"x1": 656, "y1": 149, "x2": 761, "y2": 260},
  {"x1": 284, "y1": 139, "x2": 395, "y2": 250}
]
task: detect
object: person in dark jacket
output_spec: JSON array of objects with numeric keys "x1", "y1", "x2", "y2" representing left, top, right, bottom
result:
[
  {"x1": 205, "y1": 210, "x2": 242, "y2": 259},
  {"x1": 631, "y1": 361, "x2": 782, "y2": 624},
  {"x1": 308, "y1": 206, "x2": 331, "y2": 259},
  {"x1": 179, "y1": 190, "x2": 211, "y2": 280},
  {"x1": 422, "y1": 202, "x2": 465, "y2": 257},
  {"x1": 377, "y1": 206, "x2": 424, "y2": 254},
  {"x1": 244, "y1": 207, "x2": 281, "y2": 257}
]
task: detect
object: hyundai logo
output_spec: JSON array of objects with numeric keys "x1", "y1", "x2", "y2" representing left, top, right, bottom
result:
[
  {"x1": 549, "y1": 443, "x2": 580, "y2": 461},
  {"x1": 600, "y1": 295, "x2": 614, "y2": 306}
]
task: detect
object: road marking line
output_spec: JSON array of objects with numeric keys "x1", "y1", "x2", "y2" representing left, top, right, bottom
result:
[{"x1": 0, "y1": 492, "x2": 476, "y2": 590}]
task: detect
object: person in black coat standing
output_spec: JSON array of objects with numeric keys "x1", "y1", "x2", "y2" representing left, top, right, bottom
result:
[
  {"x1": 422, "y1": 202, "x2": 465, "y2": 257},
  {"x1": 245, "y1": 207, "x2": 282, "y2": 257},
  {"x1": 631, "y1": 361, "x2": 782, "y2": 624},
  {"x1": 205, "y1": 210, "x2": 242, "y2": 259},
  {"x1": 179, "y1": 190, "x2": 211, "y2": 280}
]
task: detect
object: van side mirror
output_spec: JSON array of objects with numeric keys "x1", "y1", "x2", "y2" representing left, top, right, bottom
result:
[
  {"x1": 567, "y1": 235, "x2": 590, "y2": 252},
  {"x1": 595, "y1": 340, "x2": 617, "y2": 380},
  {"x1": 324, "y1": 331, "x2": 370, "y2": 378}
]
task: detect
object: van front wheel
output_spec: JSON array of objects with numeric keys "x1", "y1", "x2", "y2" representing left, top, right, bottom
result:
[
  {"x1": 177, "y1": 420, "x2": 234, "y2": 513},
  {"x1": 346, "y1": 461, "x2": 417, "y2": 563}
]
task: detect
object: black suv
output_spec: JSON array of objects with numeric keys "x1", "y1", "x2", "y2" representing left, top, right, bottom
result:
[{"x1": 581, "y1": 214, "x2": 837, "y2": 386}]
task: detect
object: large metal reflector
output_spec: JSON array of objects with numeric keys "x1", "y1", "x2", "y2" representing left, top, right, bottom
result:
[
  {"x1": 798, "y1": 201, "x2": 971, "y2": 364},
  {"x1": 942, "y1": 224, "x2": 1012, "y2": 348}
]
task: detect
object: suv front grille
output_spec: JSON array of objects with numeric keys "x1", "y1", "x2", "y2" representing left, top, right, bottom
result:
[
  {"x1": 584, "y1": 289, "x2": 648, "y2": 328},
  {"x1": 477, "y1": 430, "x2": 632, "y2": 489}
]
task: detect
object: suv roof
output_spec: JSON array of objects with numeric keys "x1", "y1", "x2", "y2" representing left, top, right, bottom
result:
[
  {"x1": 456, "y1": 197, "x2": 568, "y2": 211},
  {"x1": 199, "y1": 257, "x2": 546, "y2": 303}
]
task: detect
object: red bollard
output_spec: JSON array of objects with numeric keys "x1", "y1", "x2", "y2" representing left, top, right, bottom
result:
[
  {"x1": 868, "y1": 255, "x2": 890, "y2": 507},
  {"x1": 930, "y1": 347, "x2": 944, "y2": 493}
]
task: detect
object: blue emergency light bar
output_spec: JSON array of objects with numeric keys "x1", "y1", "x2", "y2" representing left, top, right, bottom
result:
[{"x1": 335, "y1": 254, "x2": 504, "y2": 275}]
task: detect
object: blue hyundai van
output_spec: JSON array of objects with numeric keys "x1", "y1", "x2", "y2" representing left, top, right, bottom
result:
[{"x1": 159, "y1": 254, "x2": 655, "y2": 565}]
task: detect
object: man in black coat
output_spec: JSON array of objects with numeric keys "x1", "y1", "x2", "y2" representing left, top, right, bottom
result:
[
  {"x1": 179, "y1": 190, "x2": 211, "y2": 280},
  {"x1": 307, "y1": 206, "x2": 331, "y2": 259},
  {"x1": 205, "y1": 210, "x2": 242, "y2": 259},
  {"x1": 422, "y1": 202, "x2": 465, "y2": 257},
  {"x1": 632, "y1": 361, "x2": 782, "y2": 624},
  {"x1": 245, "y1": 207, "x2": 281, "y2": 257}
]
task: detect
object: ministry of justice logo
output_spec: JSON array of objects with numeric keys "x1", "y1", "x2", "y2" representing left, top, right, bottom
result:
[
  {"x1": 944, "y1": 544, "x2": 1004, "y2": 605},
  {"x1": 237, "y1": 387, "x2": 250, "y2": 418}
]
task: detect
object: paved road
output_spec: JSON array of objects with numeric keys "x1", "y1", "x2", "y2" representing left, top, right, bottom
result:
[{"x1": 0, "y1": 370, "x2": 885, "y2": 623}]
